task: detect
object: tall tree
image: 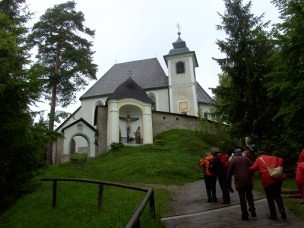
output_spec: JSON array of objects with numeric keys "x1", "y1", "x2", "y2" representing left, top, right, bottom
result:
[
  {"x1": 212, "y1": 0, "x2": 274, "y2": 147},
  {"x1": 29, "y1": 1, "x2": 98, "y2": 163},
  {"x1": 0, "y1": 0, "x2": 46, "y2": 211},
  {"x1": 266, "y1": 0, "x2": 304, "y2": 153}
]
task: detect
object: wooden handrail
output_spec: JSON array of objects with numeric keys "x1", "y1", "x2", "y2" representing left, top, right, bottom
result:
[
  {"x1": 41, "y1": 178, "x2": 156, "y2": 227},
  {"x1": 126, "y1": 188, "x2": 155, "y2": 228}
]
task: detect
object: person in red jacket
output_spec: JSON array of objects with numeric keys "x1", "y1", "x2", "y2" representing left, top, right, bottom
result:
[
  {"x1": 295, "y1": 149, "x2": 304, "y2": 204},
  {"x1": 249, "y1": 151, "x2": 287, "y2": 220}
]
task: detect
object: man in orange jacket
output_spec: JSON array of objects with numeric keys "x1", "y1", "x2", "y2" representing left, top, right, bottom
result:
[{"x1": 198, "y1": 150, "x2": 218, "y2": 202}]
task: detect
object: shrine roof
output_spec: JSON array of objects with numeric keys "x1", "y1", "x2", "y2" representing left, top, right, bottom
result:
[{"x1": 107, "y1": 77, "x2": 152, "y2": 103}]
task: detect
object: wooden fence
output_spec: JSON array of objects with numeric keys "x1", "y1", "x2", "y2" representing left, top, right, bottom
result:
[{"x1": 41, "y1": 178, "x2": 156, "y2": 228}]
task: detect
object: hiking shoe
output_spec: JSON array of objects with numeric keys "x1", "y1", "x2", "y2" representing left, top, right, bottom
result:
[
  {"x1": 241, "y1": 216, "x2": 249, "y2": 221},
  {"x1": 268, "y1": 216, "x2": 278, "y2": 220},
  {"x1": 251, "y1": 211, "x2": 256, "y2": 217},
  {"x1": 221, "y1": 201, "x2": 230, "y2": 205},
  {"x1": 281, "y1": 212, "x2": 287, "y2": 220}
]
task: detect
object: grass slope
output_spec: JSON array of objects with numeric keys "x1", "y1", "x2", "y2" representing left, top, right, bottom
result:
[
  {"x1": 2, "y1": 129, "x2": 302, "y2": 227},
  {"x1": 0, "y1": 129, "x2": 214, "y2": 227}
]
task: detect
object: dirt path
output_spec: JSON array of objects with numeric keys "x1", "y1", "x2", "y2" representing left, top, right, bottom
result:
[{"x1": 161, "y1": 180, "x2": 303, "y2": 228}]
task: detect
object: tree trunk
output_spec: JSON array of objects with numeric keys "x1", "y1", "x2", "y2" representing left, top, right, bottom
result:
[
  {"x1": 47, "y1": 83, "x2": 57, "y2": 164},
  {"x1": 47, "y1": 47, "x2": 61, "y2": 164}
]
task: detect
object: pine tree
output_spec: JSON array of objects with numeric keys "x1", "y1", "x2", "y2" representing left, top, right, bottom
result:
[
  {"x1": 212, "y1": 0, "x2": 274, "y2": 146},
  {"x1": 29, "y1": 1, "x2": 98, "y2": 163},
  {"x1": 266, "y1": 0, "x2": 304, "y2": 152},
  {"x1": 0, "y1": 0, "x2": 45, "y2": 211}
]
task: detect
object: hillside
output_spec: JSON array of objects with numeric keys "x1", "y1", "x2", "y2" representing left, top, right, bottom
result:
[{"x1": 0, "y1": 129, "x2": 233, "y2": 227}]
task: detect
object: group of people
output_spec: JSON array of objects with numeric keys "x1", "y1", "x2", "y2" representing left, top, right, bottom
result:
[
  {"x1": 198, "y1": 147, "x2": 230, "y2": 204},
  {"x1": 198, "y1": 147, "x2": 304, "y2": 221}
]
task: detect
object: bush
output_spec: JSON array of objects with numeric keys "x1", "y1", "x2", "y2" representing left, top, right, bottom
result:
[{"x1": 110, "y1": 142, "x2": 124, "y2": 150}]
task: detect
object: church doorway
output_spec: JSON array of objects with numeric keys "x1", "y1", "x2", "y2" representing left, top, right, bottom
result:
[
  {"x1": 69, "y1": 135, "x2": 89, "y2": 161},
  {"x1": 119, "y1": 105, "x2": 142, "y2": 144}
]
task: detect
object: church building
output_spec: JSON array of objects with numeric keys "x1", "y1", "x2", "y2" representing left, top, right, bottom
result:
[{"x1": 54, "y1": 32, "x2": 213, "y2": 163}]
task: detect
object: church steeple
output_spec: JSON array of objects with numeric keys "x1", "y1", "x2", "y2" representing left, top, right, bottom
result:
[
  {"x1": 163, "y1": 24, "x2": 199, "y2": 116},
  {"x1": 164, "y1": 25, "x2": 198, "y2": 67},
  {"x1": 168, "y1": 24, "x2": 190, "y2": 55}
]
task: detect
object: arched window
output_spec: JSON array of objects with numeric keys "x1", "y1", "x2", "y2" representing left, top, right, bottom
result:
[
  {"x1": 176, "y1": 61, "x2": 185, "y2": 74},
  {"x1": 148, "y1": 93, "x2": 156, "y2": 111}
]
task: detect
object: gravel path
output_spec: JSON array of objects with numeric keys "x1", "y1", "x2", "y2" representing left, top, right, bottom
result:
[{"x1": 161, "y1": 180, "x2": 303, "y2": 228}]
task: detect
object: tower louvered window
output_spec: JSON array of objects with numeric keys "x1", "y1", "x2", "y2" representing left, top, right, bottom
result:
[{"x1": 176, "y1": 61, "x2": 185, "y2": 74}]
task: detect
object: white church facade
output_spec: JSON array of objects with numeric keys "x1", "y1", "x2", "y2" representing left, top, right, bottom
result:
[{"x1": 53, "y1": 32, "x2": 213, "y2": 164}]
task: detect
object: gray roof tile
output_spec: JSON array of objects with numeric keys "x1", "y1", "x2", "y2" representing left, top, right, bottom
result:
[
  {"x1": 196, "y1": 82, "x2": 213, "y2": 104},
  {"x1": 80, "y1": 58, "x2": 168, "y2": 100},
  {"x1": 80, "y1": 57, "x2": 212, "y2": 105}
]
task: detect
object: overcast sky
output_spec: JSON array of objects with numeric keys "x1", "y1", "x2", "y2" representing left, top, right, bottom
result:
[{"x1": 28, "y1": 0, "x2": 280, "y2": 115}]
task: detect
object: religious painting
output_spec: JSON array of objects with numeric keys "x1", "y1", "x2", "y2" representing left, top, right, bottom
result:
[{"x1": 179, "y1": 101, "x2": 189, "y2": 113}]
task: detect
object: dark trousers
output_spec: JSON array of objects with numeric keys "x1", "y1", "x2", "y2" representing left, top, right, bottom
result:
[
  {"x1": 264, "y1": 181, "x2": 285, "y2": 217},
  {"x1": 204, "y1": 175, "x2": 217, "y2": 201},
  {"x1": 218, "y1": 173, "x2": 230, "y2": 203},
  {"x1": 237, "y1": 187, "x2": 255, "y2": 218}
]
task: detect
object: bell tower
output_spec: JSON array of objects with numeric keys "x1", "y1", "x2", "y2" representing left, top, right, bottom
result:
[{"x1": 163, "y1": 25, "x2": 199, "y2": 116}]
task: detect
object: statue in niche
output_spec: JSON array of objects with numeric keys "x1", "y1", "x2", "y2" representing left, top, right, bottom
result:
[
  {"x1": 119, "y1": 113, "x2": 139, "y2": 143},
  {"x1": 135, "y1": 126, "x2": 141, "y2": 144}
]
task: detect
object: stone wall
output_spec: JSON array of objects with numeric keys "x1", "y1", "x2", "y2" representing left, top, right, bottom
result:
[{"x1": 152, "y1": 111, "x2": 201, "y2": 137}]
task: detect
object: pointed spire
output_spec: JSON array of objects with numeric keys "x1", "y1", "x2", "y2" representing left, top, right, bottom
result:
[{"x1": 167, "y1": 23, "x2": 189, "y2": 54}]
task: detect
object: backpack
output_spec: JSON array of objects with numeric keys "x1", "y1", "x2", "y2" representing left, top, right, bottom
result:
[
  {"x1": 208, "y1": 156, "x2": 218, "y2": 173},
  {"x1": 217, "y1": 153, "x2": 229, "y2": 168}
]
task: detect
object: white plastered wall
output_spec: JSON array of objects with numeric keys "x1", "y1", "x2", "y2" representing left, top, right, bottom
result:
[
  {"x1": 167, "y1": 53, "x2": 199, "y2": 116},
  {"x1": 62, "y1": 121, "x2": 96, "y2": 158}
]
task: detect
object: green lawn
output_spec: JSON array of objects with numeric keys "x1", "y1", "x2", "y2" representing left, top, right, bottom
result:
[{"x1": 1, "y1": 129, "x2": 302, "y2": 227}]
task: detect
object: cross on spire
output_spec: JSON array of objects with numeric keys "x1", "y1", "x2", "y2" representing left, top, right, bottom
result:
[{"x1": 176, "y1": 23, "x2": 181, "y2": 36}]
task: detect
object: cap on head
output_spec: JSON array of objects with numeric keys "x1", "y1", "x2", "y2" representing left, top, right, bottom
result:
[
  {"x1": 211, "y1": 146, "x2": 219, "y2": 154},
  {"x1": 234, "y1": 149, "x2": 242, "y2": 156}
]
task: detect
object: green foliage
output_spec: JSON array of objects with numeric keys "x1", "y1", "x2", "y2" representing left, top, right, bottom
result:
[
  {"x1": 0, "y1": 0, "x2": 49, "y2": 212},
  {"x1": 265, "y1": 0, "x2": 304, "y2": 153},
  {"x1": 212, "y1": 0, "x2": 274, "y2": 142},
  {"x1": 29, "y1": 0, "x2": 98, "y2": 136},
  {"x1": 29, "y1": 0, "x2": 98, "y2": 163},
  {"x1": 110, "y1": 142, "x2": 125, "y2": 150}
]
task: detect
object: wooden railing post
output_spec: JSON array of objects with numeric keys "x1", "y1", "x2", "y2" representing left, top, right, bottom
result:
[
  {"x1": 98, "y1": 184, "x2": 104, "y2": 209},
  {"x1": 149, "y1": 189, "x2": 156, "y2": 218},
  {"x1": 52, "y1": 180, "x2": 57, "y2": 208},
  {"x1": 41, "y1": 178, "x2": 155, "y2": 227}
]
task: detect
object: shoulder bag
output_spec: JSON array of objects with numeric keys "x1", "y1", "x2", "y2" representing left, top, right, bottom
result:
[{"x1": 259, "y1": 156, "x2": 283, "y2": 179}]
